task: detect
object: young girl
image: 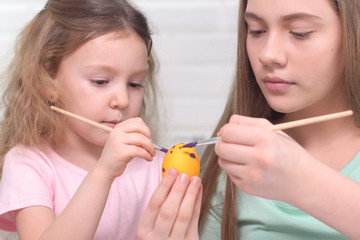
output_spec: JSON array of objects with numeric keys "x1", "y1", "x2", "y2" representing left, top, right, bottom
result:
[
  {"x1": 0, "y1": 0, "x2": 202, "y2": 239},
  {"x1": 199, "y1": 0, "x2": 360, "y2": 239}
]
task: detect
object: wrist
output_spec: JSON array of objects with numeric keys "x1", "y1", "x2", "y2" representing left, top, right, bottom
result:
[{"x1": 89, "y1": 163, "x2": 117, "y2": 187}]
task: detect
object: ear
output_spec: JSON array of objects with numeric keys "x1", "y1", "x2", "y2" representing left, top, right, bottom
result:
[
  {"x1": 44, "y1": 81, "x2": 60, "y2": 103},
  {"x1": 46, "y1": 91, "x2": 59, "y2": 103}
]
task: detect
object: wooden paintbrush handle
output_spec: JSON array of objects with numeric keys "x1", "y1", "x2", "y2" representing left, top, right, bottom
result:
[
  {"x1": 271, "y1": 110, "x2": 353, "y2": 131},
  {"x1": 50, "y1": 106, "x2": 112, "y2": 132}
]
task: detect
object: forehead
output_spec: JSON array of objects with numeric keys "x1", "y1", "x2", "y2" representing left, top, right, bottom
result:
[{"x1": 245, "y1": 0, "x2": 337, "y2": 21}]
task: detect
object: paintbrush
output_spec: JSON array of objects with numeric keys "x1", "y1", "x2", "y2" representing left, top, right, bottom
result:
[
  {"x1": 182, "y1": 110, "x2": 354, "y2": 148},
  {"x1": 50, "y1": 106, "x2": 168, "y2": 153}
]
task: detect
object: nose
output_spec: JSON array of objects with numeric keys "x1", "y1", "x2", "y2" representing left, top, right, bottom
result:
[
  {"x1": 258, "y1": 32, "x2": 287, "y2": 67},
  {"x1": 110, "y1": 86, "x2": 129, "y2": 109}
]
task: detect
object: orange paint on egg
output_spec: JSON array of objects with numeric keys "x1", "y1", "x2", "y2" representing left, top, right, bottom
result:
[{"x1": 161, "y1": 143, "x2": 200, "y2": 177}]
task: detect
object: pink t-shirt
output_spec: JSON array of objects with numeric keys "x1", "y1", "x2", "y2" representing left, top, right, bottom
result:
[{"x1": 0, "y1": 144, "x2": 164, "y2": 239}]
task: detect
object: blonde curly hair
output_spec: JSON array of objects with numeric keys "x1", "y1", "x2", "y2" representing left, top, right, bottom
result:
[{"x1": 0, "y1": 0, "x2": 159, "y2": 179}]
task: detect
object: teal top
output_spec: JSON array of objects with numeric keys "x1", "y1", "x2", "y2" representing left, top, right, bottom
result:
[{"x1": 200, "y1": 152, "x2": 360, "y2": 240}]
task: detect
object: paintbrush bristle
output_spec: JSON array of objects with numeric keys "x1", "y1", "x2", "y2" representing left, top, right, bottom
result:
[{"x1": 182, "y1": 142, "x2": 197, "y2": 148}]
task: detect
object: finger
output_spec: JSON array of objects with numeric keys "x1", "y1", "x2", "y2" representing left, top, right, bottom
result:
[
  {"x1": 152, "y1": 173, "x2": 190, "y2": 239},
  {"x1": 216, "y1": 141, "x2": 264, "y2": 187},
  {"x1": 223, "y1": 162, "x2": 257, "y2": 195},
  {"x1": 170, "y1": 176, "x2": 202, "y2": 239},
  {"x1": 215, "y1": 140, "x2": 254, "y2": 165},
  {"x1": 115, "y1": 117, "x2": 152, "y2": 139},
  {"x1": 218, "y1": 155, "x2": 245, "y2": 171},
  {"x1": 218, "y1": 156, "x2": 247, "y2": 179},
  {"x1": 216, "y1": 157, "x2": 251, "y2": 192},
  {"x1": 105, "y1": 138, "x2": 154, "y2": 162},
  {"x1": 137, "y1": 168, "x2": 178, "y2": 237},
  {"x1": 221, "y1": 114, "x2": 273, "y2": 145},
  {"x1": 107, "y1": 126, "x2": 155, "y2": 157},
  {"x1": 218, "y1": 123, "x2": 257, "y2": 147},
  {"x1": 229, "y1": 114, "x2": 272, "y2": 127},
  {"x1": 114, "y1": 132, "x2": 156, "y2": 157},
  {"x1": 185, "y1": 180, "x2": 202, "y2": 239},
  {"x1": 125, "y1": 144, "x2": 155, "y2": 162}
]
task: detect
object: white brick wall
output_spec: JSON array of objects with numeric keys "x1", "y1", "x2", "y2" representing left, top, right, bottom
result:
[{"x1": 0, "y1": 0, "x2": 239, "y2": 149}]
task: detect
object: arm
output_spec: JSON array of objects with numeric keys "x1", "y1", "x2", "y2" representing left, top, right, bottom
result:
[
  {"x1": 16, "y1": 167, "x2": 113, "y2": 240},
  {"x1": 137, "y1": 168, "x2": 202, "y2": 240},
  {"x1": 15, "y1": 118, "x2": 156, "y2": 240},
  {"x1": 290, "y1": 160, "x2": 360, "y2": 239},
  {"x1": 215, "y1": 114, "x2": 360, "y2": 239}
]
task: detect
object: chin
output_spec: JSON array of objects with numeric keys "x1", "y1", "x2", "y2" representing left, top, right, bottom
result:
[
  {"x1": 268, "y1": 103, "x2": 300, "y2": 114},
  {"x1": 266, "y1": 96, "x2": 306, "y2": 114}
]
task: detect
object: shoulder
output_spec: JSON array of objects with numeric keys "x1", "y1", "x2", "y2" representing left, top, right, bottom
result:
[
  {"x1": 1, "y1": 144, "x2": 59, "y2": 197},
  {"x1": 5, "y1": 144, "x2": 52, "y2": 163},
  {"x1": 3, "y1": 145, "x2": 55, "y2": 179},
  {"x1": 0, "y1": 145, "x2": 57, "y2": 228}
]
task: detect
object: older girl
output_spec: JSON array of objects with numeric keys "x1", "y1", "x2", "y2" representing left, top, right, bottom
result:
[{"x1": 200, "y1": 0, "x2": 360, "y2": 239}]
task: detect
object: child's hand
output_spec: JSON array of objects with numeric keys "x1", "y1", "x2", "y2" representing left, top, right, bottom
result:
[
  {"x1": 96, "y1": 117, "x2": 156, "y2": 181},
  {"x1": 215, "y1": 114, "x2": 316, "y2": 203},
  {"x1": 137, "y1": 168, "x2": 202, "y2": 240}
]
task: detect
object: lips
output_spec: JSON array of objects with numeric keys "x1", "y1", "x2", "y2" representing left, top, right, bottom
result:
[{"x1": 263, "y1": 76, "x2": 293, "y2": 91}]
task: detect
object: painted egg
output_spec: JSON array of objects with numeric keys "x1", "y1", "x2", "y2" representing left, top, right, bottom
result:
[{"x1": 161, "y1": 143, "x2": 200, "y2": 177}]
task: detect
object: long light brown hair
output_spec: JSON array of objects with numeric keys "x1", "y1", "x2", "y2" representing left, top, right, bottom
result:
[
  {"x1": 199, "y1": 0, "x2": 360, "y2": 239},
  {"x1": 0, "y1": 0, "x2": 158, "y2": 179}
]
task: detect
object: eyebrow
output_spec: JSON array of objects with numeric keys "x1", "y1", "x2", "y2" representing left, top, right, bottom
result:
[
  {"x1": 244, "y1": 12, "x2": 322, "y2": 23},
  {"x1": 84, "y1": 64, "x2": 115, "y2": 72}
]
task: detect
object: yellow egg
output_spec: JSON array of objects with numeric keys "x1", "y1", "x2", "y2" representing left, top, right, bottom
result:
[{"x1": 162, "y1": 143, "x2": 200, "y2": 177}]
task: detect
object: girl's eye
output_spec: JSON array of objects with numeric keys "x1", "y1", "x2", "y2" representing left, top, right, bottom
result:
[
  {"x1": 128, "y1": 82, "x2": 143, "y2": 89},
  {"x1": 91, "y1": 79, "x2": 109, "y2": 86},
  {"x1": 248, "y1": 29, "x2": 266, "y2": 36},
  {"x1": 290, "y1": 31, "x2": 313, "y2": 40}
]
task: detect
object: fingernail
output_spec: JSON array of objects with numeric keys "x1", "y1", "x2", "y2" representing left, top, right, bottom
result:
[
  {"x1": 191, "y1": 176, "x2": 201, "y2": 185},
  {"x1": 179, "y1": 173, "x2": 189, "y2": 183},
  {"x1": 166, "y1": 168, "x2": 178, "y2": 177}
]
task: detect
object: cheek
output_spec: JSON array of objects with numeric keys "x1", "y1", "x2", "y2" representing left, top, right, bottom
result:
[
  {"x1": 306, "y1": 31, "x2": 343, "y2": 72},
  {"x1": 58, "y1": 79, "x2": 90, "y2": 108},
  {"x1": 246, "y1": 41, "x2": 262, "y2": 74},
  {"x1": 67, "y1": 91, "x2": 97, "y2": 111},
  {"x1": 246, "y1": 42, "x2": 256, "y2": 64},
  {"x1": 299, "y1": 46, "x2": 342, "y2": 85},
  {"x1": 326, "y1": 45, "x2": 344, "y2": 80},
  {"x1": 129, "y1": 92, "x2": 144, "y2": 115},
  {"x1": 66, "y1": 90, "x2": 107, "y2": 120}
]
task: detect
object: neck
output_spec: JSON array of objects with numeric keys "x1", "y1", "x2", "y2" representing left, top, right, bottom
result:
[{"x1": 54, "y1": 132, "x2": 103, "y2": 172}]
